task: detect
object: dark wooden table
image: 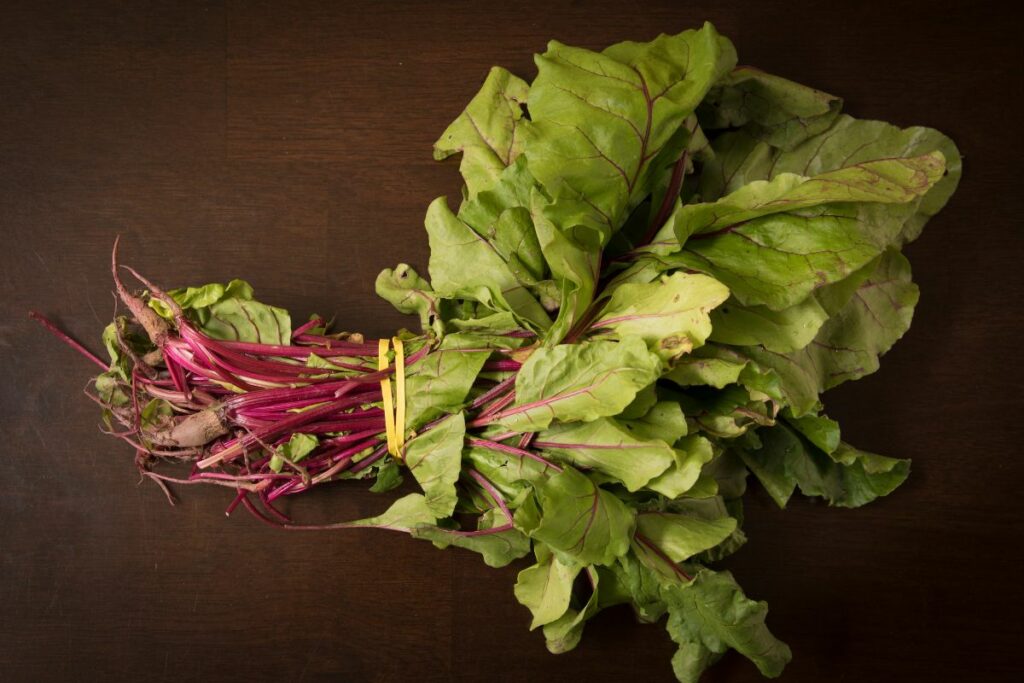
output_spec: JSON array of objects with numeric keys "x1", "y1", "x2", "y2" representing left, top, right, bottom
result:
[{"x1": 2, "y1": 2, "x2": 1021, "y2": 681}]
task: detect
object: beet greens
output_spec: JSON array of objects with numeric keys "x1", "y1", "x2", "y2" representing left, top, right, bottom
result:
[{"x1": 36, "y1": 22, "x2": 960, "y2": 683}]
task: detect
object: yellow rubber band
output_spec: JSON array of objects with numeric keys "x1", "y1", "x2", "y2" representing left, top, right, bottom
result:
[
  {"x1": 378, "y1": 337, "x2": 406, "y2": 460},
  {"x1": 392, "y1": 337, "x2": 406, "y2": 455}
]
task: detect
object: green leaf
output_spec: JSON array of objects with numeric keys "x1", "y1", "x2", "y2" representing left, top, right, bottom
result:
[
  {"x1": 199, "y1": 297, "x2": 291, "y2": 345},
  {"x1": 455, "y1": 157, "x2": 548, "y2": 285},
  {"x1": 541, "y1": 567, "x2": 602, "y2": 654},
  {"x1": 412, "y1": 515, "x2": 531, "y2": 568},
  {"x1": 698, "y1": 66, "x2": 842, "y2": 150},
  {"x1": 514, "y1": 544, "x2": 582, "y2": 629},
  {"x1": 619, "y1": 400, "x2": 688, "y2": 444},
  {"x1": 535, "y1": 417, "x2": 676, "y2": 492},
  {"x1": 763, "y1": 115, "x2": 962, "y2": 245},
  {"x1": 670, "y1": 632, "x2": 719, "y2": 683},
  {"x1": 666, "y1": 350, "x2": 746, "y2": 389},
  {"x1": 403, "y1": 412, "x2": 465, "y2": 517},
  {"x1": 269, "y1": 432, "x2": 318, "y2": 473},
  {"x1": 495, "y1": 337, "x2": 662, "y2": 431},
  {"x1": 785, "y1": 410, "x2": 840, "y2": 454},
  {"x1": 368, "y1": 461, "x2": 403, "y2": 493},
  {"x1": 324, "y1": 493, "x2": 437, "y2": 533},
  {"x1": 94, "y1": 371, "x2": 130, "y2": 408},
  {"x1": 139, "y1": 398, "x2": 173, "y2": 431},
  {"x1": 685, "y1": 384, "x2": 775, "y2": 439},
  {"x1": 742, "y1": 248, "x2": 919, "y2": 415},
  {"x1": 524, "y1": 23, "x2": 734, "y2": 235},
  {"x1": 619, "y1": 382, "x2": 658, "y2": 419},
  {"x1": 403, "y1": 334, "x2": 489, "y2": 429},
  {"x1": 664, "y1": 569, "x2": 791, "y2": 680},
  {"x1": 375, "y1": 264, "x2": 443, "y2": 336},
  {"x1": 829, "y1": 442, "x2": 912, "y2": 507},
  {"x1": 737, "y1": 422, "x2": 909, "y2": 508},
  {"x1": 522, "y1": 467, "x2": 636, "y2": 566},
  {"x1": 709, "y1": 295, "x2": 829, "y2": 353},
  {"x1": 100, "y1": 321, "x2": 123, "y2": 373},
  {"x1": 449, "y1": 310, "x2": 524, "y2": 336},
  {"x1": 434, "y1": 67, "x2": 530, "y2": 198},
  {"x1": 100, "y1": 316, "x2": 152, "y2": 380},
  {"x1": 463, "y1": 443, "x2": 557, "y2": 501},
  {"x1": 646, "y1": 435, "x2": 716, "y2": 498},
  {"x1": 605, "y1": 551, "x2": 672, "y2": 622},
  {"x1": 590, "y1": 272, "x2": 729, "y2": 359},
  {"x1": 704, "y1": 115, "x2": 961, "y2": 245},
  {"x1": 636, "y1": 511, "x2": 736, "y2": 562},
  {"x1": 697, "y1": 131, "x2": 775, "y2": 202},
  {"x1": 528, "y1": 190, "x2": 602, "y2": 343},
  {"x1": 665, "y1": 153, "x2": 944, "y2": 310},
  {"x1": 425, "y1": 196, "x2": 551, "y2": 331}
]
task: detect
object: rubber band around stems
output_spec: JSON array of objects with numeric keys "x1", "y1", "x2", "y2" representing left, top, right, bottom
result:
[{"x1": 377, "y1": 337, "x2": 406, "y2": 460}]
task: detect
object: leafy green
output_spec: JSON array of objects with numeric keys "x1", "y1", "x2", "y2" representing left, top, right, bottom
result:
[
  {"x1": 636, "y1": 510, "x2": 736, "y2": 562},
  {"x1": 741, "y1": 248, "x2": 920, "y2": 415},
  {"x1": 590, "y1": 272, "x2": 729, "y2": 358},
  {"x1": 269, "y1": 432, "x2": 318, "y2": 473},
  {"x1": 325, "y1": 494, "x2": 438, "y2": 533},
  {"x1": 426, "y1": 196, "x2": 552, "y2": 332},
  {"x1": 148, "y1": 279, "x2": 292, "y2": 344},
  {"x1": 403, "y1": 412, "x2": 465, "y2": 517},
  {"x1": 525, "y1": 23, "x2": 735, "y2": 238},
  {"x1": 659, "y1": 153, "x2": 945, "y2": 310},
  {"x1": 664, "y1": 570, "x2": 791, "y2": 681},
  {"x1": 518, "y1": 466, "x2": 636, "y2": 566},
  {"x1": 375, "y1": 264, "x2": 443, "y2": 337},
  {"x1": 496, "y1": 337, "x2": 662, "y2": 431},
  {"x1": 737, "y1": 422, "x2": 909, "y2": 508},
  {"x1": 412, "y1": 512, "x2": 531, "y2": 568},
  {"x1": 535, "y1": 417, "x2": 676, "y2": 491},
  {"x1": 82, "y1": 23, "x2": 962, "y2": 683},
  {"x1": 514, "y1": 543, "x2": 582, "y2": 629},
  {"x1": 403, "y1": 334, "x2": 490, "y2": 429},
  {"x1": 697, "y1": 66, "x2": 842, "y2": 150},
  {"x1": 434, "y1": 67, "x2": 530, "y2": 198}
]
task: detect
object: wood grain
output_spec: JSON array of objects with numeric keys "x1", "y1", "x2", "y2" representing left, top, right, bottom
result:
[{"x1": 2, "y1": 1, "x2": 1022, "y2": 681}]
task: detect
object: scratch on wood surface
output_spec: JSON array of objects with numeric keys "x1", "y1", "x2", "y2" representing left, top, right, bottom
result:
[
  {"x1": 32, "y1": 249, "x2": 51, "y2": 274},
  {"x1": 31, "y1": 423, "x2": 48, "y2": 450}
]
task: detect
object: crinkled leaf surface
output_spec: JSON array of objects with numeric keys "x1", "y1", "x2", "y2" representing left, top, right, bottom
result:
[
  {"x1": 646, "y1": 435, "x2": 716, "y2": 498},
  {"x1": 709, "y1": 295, "x2": 829, "y2": 352},
  {"x1": 664, "y1": 570, "x2": 791, "y2": 681},
  {"x1": 541, "y1": 567, "x2": 602, "y2": 654},
  {"x1": 620, "y1": 400, "x2": 689, "y2": 444},
  {"x1": 375, "y1": 264, "x2": 443, "y2": 336},
  {"x1": 703, "y1": 115, "x2": 961, "y2": 244}
]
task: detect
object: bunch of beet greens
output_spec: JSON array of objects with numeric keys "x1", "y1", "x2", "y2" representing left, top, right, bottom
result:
[{"x1": 36, "y1": 23, "x2": 960, "y2": 683}]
